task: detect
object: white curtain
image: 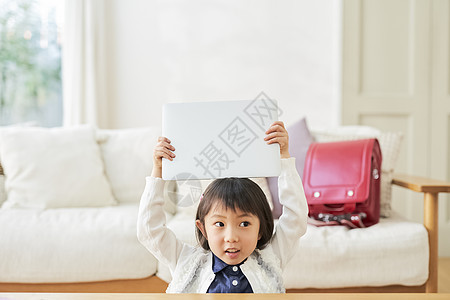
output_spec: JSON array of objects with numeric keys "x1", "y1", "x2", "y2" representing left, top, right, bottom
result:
[{"x1": 62, "y1": 0, "x2": 108, "y2": 127}]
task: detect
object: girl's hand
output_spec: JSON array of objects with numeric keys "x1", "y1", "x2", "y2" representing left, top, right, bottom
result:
[
  {"x1": 264, "y1": 121, "x2": 290, "y2": 159},
  {"x1": 152, "y1": 136, "x2": 175, "y2": 178}
]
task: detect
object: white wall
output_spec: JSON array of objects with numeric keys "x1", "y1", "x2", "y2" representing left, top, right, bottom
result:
[{"x1": 104, "y1": 0, "x2": 341, "y2": 130}]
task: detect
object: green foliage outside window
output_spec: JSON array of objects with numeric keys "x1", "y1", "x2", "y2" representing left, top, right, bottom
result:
[{"x1": 0, "y1": 0, "x2": 62, "y2": 127}]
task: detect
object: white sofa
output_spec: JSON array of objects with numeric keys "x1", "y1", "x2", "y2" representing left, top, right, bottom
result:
[{"x1": 0, "y1": 123, "x2": 446, "y2": 293}]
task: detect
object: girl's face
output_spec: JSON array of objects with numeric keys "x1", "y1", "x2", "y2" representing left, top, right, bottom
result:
[{"x1": 196, "y1": 203, "x2": 261, "y2": 265}]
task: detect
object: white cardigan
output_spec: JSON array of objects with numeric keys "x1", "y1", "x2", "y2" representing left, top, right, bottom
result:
[{"x1": 137, "y1": 158, "x2": 308, "y2": 293}]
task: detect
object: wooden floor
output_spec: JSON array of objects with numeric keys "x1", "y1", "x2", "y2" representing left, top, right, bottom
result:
[{"x1": 438, "y1": 257, "x2": 450, "y2": 293}]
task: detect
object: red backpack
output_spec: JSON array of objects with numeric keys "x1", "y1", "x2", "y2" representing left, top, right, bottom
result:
[{"x1": 302, "y1": 139, "x2": 382, "y2": 228}]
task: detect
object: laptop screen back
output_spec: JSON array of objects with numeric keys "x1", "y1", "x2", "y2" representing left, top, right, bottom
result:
[{"x1": 162, "y1": 99, "x2": 281, "y2": 180}]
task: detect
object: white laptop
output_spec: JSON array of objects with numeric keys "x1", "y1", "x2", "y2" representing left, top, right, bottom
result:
[{"x1": 162, "y1": 98, "x2": 281, "y2": 180}]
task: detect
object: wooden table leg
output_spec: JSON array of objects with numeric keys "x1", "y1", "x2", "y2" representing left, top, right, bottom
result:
[{"x1": 424, "y1": 192, "x2": 438, "y2": 293}]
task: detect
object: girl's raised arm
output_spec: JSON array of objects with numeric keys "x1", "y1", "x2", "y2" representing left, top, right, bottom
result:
[
  {"x1": 137, "y1": 137, "x2": 183, "y2": 274},
  {"x1": 265, "y1": 122, "x2": 308, "y2": 268}
]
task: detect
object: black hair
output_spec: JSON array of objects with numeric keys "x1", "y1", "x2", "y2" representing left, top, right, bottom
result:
[{"x1": 195, "y1": 177, "x2": 274, "y2": 251}]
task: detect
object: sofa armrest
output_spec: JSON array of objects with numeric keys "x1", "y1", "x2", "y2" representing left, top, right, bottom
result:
[
  {"x1": 392, "y1": 173, "x2": 450, "y2": 193},
  {"x1": 391, "y1": 173, "x2": 450, "y2": 293}
]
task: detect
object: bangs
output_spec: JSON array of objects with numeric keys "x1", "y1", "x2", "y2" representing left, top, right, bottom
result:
[{"x1": 205, "y1": 179, "x2": 256, "y2": 215}]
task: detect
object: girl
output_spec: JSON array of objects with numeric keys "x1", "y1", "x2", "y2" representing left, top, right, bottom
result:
[{"x1": 137, "y1": 121, "x2": 308, "y2": 293}]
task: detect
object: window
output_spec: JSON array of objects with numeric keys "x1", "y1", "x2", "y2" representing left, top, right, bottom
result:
[{"x1": 0, "y1": 0, "x2": 63, "y2": 127}]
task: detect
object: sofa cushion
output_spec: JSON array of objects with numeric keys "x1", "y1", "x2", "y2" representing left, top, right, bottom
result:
[
  {"x1": 157, "y1": 212, "x2": 428, "y2": 288},
  {"x1": 284, "y1": 212, "x2": 428, "y2": 288},
  {"x1": 0, "y1": 123, "x2": 35, "y2": 207},
  {"x1": 97, "y1": 127, "x2": 178, "y2": 214},
  {"x1": 97, "y1": 128, "x2": 158, "y2": 201},
  {"x1": 0, "y1": 126, "x2": 116, "y2": 209},
  {"x1": 0, "y1": 203, "x2": 158, "y2": 283},
  {"x1": 311, "y1": 126, "x2": 403, "y2": 217}
]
